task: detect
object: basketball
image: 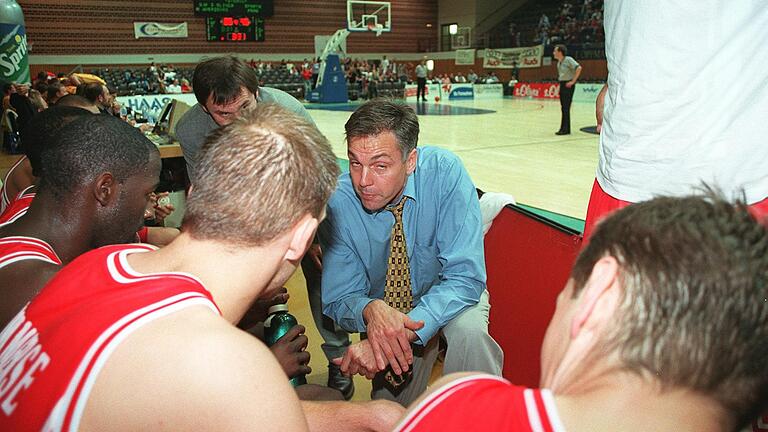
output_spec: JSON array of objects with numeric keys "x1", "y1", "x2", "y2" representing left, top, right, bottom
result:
[{"x1": 434, "y1": 96, "x2": 440, "y2": 103}]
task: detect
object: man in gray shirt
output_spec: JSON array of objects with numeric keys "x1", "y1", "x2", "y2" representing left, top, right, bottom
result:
[
  {"x1": 414, "y1": 61, "x2": 427, "y2": 102},
  {"x1": 553, "y1": 44, "x2": 582, "y2": 135},
  {"x1": 175, "y1": 55, "x2": 354, "y2": 399},
  {"x1": 176, "y1": 56, "x2": 313, "y2": 184}
]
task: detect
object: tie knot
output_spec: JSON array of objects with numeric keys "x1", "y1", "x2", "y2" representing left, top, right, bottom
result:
[{"x1": 388, "y1": 197, "x2": 407, "y2": 218}]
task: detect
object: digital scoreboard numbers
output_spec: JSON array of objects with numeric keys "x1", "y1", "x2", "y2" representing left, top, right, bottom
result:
[
  {"x1": 195, "y1": 1, "x2": 274, "y2": 17},
  {"x1": 206, "y1": 16, "x2": 265, "y2": 42}
]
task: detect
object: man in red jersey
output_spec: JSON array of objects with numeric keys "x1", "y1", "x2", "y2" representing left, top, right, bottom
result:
[
  {"x1": 0, "y1": 109, "x2": 160, "y2": 328},
  {"x1": 0, "y1": 104, "x2": 403, "y2": 431},
  {"x1": 394, "y1": 193, "x2": 768, "y2": 432}
]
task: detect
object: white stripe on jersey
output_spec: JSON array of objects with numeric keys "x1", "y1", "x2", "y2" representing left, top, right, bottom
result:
[
  {"x1": 524, "y1": 388, "x2": 545, "y2": 432},
  {"x1": 541, "y1": 390, "x2": 567, "y2": 432},
  {"x1": 394, "y1": 374, "x2": 510, "y2": 432}
]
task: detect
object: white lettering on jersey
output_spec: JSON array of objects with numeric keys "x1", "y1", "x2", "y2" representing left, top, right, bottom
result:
[{"x1": 0, "y1": 308, "x2": 50, "y2": 415}]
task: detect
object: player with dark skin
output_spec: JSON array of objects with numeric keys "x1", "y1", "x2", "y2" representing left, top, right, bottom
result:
[{"x1": 0, "y1": 113, "x2": 161, "y2": 328}]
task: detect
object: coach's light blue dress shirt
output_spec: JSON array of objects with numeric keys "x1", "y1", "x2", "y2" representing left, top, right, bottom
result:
[{"x1": 319, "y1": 146, "x2": 486, "y2": 344}]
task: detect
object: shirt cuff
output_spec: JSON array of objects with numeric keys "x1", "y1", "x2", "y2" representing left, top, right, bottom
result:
[
  {"x1": 408, "y1": 306, "x2": 439, "y2": 346},
  {"x1": 346, "y1": 297, "x2": 377, "y2": 333}
]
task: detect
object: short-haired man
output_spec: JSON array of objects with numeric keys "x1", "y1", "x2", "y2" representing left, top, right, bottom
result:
[
  {"x1": 553, "y1": 44, "x2": 581, "y2": 135},
  {"x1": 320, "y1": 100, "x2": 503, "y2": 405},
  {"x1": 45, "y1": 81, "x2": 68, "y2": 105},
  {"x1": 414, "y1": 60, "x2": 427, "y2": 102},
  {"x1": 0, "y1": 104, "x2": 402, "y2": 431},
  {"x1": 175, "y1": 55, "x2": 353, "y2": 398},
  {"x1": 175, "y1": 55, "x2": 313, "y2": 185},
  {"x1": 82, "y1": 82, "x2": 112, "y2": 113},
  {"x1": 395, "y1": 193, "x2": 768, "y2": 431},
  {"x1": 0, "y1": 111, "x2": 161, "y2": 328}
]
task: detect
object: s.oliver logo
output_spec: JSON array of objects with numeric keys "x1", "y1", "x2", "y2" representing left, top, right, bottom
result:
[{"x1": 514, "y1": 83, "x2": 560, "y2": 99}]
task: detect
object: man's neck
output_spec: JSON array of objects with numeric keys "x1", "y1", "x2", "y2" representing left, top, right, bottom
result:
[
  {"x1": 6, "y1": 194, "x2": 96, "y2": 264},
  {"x1": 554, "y1": 372, "x2": 727, "y2": 432},
  {"x1": 126, "y1": 232, "x2": 282, "y2": 324}
]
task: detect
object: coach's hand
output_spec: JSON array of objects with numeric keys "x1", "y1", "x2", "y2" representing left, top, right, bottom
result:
[
  {"x1": 362, "y1": 300, "x2": 424, "y2": 375},
  {"x1": 333, "y1": 339, "x2": 378, "y2": 379}
]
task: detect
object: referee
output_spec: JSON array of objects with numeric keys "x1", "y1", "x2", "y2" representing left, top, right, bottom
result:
[{"x1": 553, "y1": 44, "x2": 582, "y2": 135}]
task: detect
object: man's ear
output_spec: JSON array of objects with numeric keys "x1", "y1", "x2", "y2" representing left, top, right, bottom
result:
[
  {"x1": 285, "y1": 214, "x2": 319, "y2": 262},
  {"x1": 93, "y1": 172, "x2": 118, "y2": 207},
  {"x1": 570, "y1": 256, "x2": 621, "y2": 338},
  {"x1": 406, "y1": 148, "x2": 418, "y2": 175}
]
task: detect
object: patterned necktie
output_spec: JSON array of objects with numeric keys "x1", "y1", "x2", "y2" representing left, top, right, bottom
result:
[
  {"x1": 384, "y1": 196, "x2": 413, "y2": 313},
  {"x1": 382, "y1": 196, "x2": 413, "y2": 390}
]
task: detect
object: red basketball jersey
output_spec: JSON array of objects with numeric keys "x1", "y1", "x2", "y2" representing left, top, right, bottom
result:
[
  {"x1": 1, "y1": 156, "x2": 27, "y2": 214},
  {"x1": 0, "y1": 244, "x2": 220, "y2": 432},
  {"x1": 0, "y1": 235, "x2": 62, "y2": 269},
  {"x1": 395, "y1": 375, "x2": 566, "y2": 432},
  {"x1": 0, "y1": 187, "x2": 35, "y2": 225}
]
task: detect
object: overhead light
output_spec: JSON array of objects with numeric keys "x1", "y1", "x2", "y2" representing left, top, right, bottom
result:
[
  {"x1": 426, "y1": 60, "x2": 434, "y2": 71},
  {"x1": 449, "y1": 24, "x2": 458, "y2": 35},
  {"x1": 426, "y1": 23, "x2": 432, "y2": 28}
]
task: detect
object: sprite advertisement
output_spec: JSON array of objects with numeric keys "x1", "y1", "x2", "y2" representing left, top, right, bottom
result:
[{"x1": 0, "y1": 23, "x2": 29, "y2": 84}]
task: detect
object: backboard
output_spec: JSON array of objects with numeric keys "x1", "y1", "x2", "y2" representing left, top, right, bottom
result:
[{"x1": 347, "y1": 1, "x2": 391, "y2": 36}]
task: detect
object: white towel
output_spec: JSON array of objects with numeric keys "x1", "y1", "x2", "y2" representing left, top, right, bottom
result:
[{"x1": 480, "y1": 192, "x2": 516, "y2": 235}]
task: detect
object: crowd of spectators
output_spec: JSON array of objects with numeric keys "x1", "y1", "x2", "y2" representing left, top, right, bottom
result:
[{"x1": 536, "y1": 0, "x2": 604, "y2": 47}]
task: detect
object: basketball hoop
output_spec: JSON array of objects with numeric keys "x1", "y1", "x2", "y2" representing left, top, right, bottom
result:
[{"x1": 368, "y1": 23, "x2": 384, "y2": 37}]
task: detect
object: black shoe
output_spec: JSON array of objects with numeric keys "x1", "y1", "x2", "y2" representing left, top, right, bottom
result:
[
  {"x1": 421, "y1": 98, "x2": 427, "y2": 101},
  {"x1": 555, "y1": 130, "x2": 570, "y2": 135},
  {"x1": 328, "y1": 364, "x2": 355, "y2": 400}
]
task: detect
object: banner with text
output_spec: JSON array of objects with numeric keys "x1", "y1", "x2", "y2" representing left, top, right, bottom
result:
[
  {"x1": 483, "y1": 45, "x2": 544, "y2": 69},
  {"x1": 513, "y1": 82, "x2": 560, "y2": 99},
  {"x1": 443, "y1": 83, "x2": 474, "y2": 100},
  {"x1": 455, "y1": 49, "x2": 476, "y2": 65},
  {"x1": 473, "y1": 84, "x2": 504, "y2": 99},
  {"x1": 573, "y1": 83, "x2": 603, "y2": 103},
  {"x1": 405, "y1": 83, "x2": 442, "y2": 100},
  {"x1": 134, "y1": 22, "x2": 188, "y2": 39},
  {"x1": 117, "y1": 93, "x2": 197, "y2": 117},
  {"x1": 512, "y1": 82, "x2": 604, "y2": 102}
]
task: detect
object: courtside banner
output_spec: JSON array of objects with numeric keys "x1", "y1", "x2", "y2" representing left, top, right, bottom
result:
[
  {"x1": 455, "y1": 49, "x2": 476, "y2": 65},
  {"x1": 444, "y1": 83, "x2": 474, "y2": 99},
  {"x1": 134, "y1": 22, "x2": 188, "y2": 39},
  {"x1": 473, "y1": 84, "x2": 503, "y2": 99},
  {"x1": 513, "y1": 82, "x2": 560, "y2": 99},
  {"x1": 483, "y1": 45, "x2": 544, "y2": 69},
  {"x1": 117, "y1": 93, "x2": 197, "y2": 117},
  {"x1": 405, "y1": 83, "x2": 442, "y2": 100},
  {"x1": 573, "y1": 83, "x2": 603, "y2": 103}
]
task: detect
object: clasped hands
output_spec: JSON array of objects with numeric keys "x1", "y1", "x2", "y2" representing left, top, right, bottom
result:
[{"x1": 333, "y1": 300, "x2": 424, "y2": 379}]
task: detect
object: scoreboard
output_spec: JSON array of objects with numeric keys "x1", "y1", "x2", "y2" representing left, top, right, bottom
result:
[
  {"x1": 194, "y1": 0, "x2": 274, "y2": 17},
  {"x1": 206, "y1": 16, "x2": 265, "y2": 42}
]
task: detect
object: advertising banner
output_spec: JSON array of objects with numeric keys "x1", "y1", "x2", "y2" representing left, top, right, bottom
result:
[
  {"x1": 455, "y1": 49, "x2": 475, "y2": 66},
  {"x1": 443, "y1": 83, "x2": 474, "y2": 100},
  {"x1": 483, "y1": 45, "x2": 544, "y2": 69},
  {"x1": 473, "y1": 84, "x2": 504, "y2": 99},
  {"x1": 513, "y1": 82, "x2": 560, "y2": 99},
  {"x1": 405, "y1": 83, "x2": 442, "y2": 100},
  {"x1": 573, "y1": 83, "x2": 603, "y2": 103},
  {"x1": 116, "y1": 93, "x2": 197, "y2": 118},
  {"x1": 512, "y1": 82, "x2": 604, "y2": 102},
  {"x1": 0, "y1": 24, "x2": 30, "y2": 84},
  {"x1": 134, "y1": 22, "x2": 189, "y2": 39}
]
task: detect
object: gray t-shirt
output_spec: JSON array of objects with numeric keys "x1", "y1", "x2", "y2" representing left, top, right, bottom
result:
[
  {"x1": 175, "y1": 86, "x2": 315, "y2": 185},
  {"x1": 415, "y1": 64, "x2": 427, "y2": 79},
  {"x1": 557, "y1": 56, "x2": 580, "y2": 81}
]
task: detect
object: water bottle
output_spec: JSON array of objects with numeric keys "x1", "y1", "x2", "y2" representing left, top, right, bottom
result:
[
  {"x1": 0, "y1": 1, "x2": 30, "y2": 84},
  {"x1": 263, "y1": 304, "x2": 307, "y2": 387}
]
